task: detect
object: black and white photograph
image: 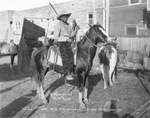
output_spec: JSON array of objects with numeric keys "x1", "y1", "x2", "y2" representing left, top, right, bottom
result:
[{"x1": 0, "y1": 0, "x2": 150, "y2": 118}]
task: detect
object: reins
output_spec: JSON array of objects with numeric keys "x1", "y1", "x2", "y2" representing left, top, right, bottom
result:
[{"x1": 79, "y1": 27, "x2": 106, "y2": 48}]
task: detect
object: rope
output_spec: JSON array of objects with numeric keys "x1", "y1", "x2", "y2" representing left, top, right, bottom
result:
[
  {"x1": 79, "y1": 28, "x2": 106, "y2": 48},
  {"x1": 80, "y1": 28, "x2": 99, "y2": 47}
]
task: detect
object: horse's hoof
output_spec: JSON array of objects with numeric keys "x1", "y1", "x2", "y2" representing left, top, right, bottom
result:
[
  {"x1": 109, "y1": 83, "x2": 113, "y2": 87},
  {"x1": 79, "y1": 103, "x2": 86, "y2": 111},
  {"x1": 10, "y1": 66, "x2": 13, "y2": 70},
  {"x1": 112, "y1": 81, "x2": 116, "y2": 84},
  {"x1": 103, "y1": 86, "x2": 107, "y2": 90},
  {"x1": 43, "y1": 99, "x2": 48, "y2": 104},
  {"x1": 83, "y1": 99, "x2": 89, "y2": 105}
]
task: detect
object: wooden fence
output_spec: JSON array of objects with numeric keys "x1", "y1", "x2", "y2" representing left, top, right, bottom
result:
[
  {"x1": 117, "y1": 37, "x2": 150, "y2": 52},
  {"x1": 116, "y1": 37, "x2": 150, "y2": 69}
]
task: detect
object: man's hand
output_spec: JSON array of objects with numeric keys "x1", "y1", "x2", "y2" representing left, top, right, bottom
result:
[
  {"x1": 53, "y1": 39, "x2": 58, "y2": 45},
  {"x1": 66, "y1": 38, "x2": 72, "y2": 42},
  {"x1": 75, "y1": 25, "x2": 80, "y2": 31}
]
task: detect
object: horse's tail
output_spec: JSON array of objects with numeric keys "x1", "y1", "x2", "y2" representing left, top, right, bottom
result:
[{"x1": 30, "y1": 48, "x2": 40, "y2": 84}]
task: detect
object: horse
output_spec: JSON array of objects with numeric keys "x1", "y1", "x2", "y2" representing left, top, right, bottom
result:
[
  {"x1": 0, "y1": 42, "x2": 18, "y2": 70},
  {"x1": 75, "y1": 24, "x2": 111, "y2": 109},
  {"x1": 30, "y1": 24, "x2": 111, "y2": 109},
  {"x1": 0, "y1": 40, "x2": 43, "y2": 70},
  {"x1": 98, "y1": 38, "x2": 118, "y2": 89},
  {"x1": 10, "y1": 45, "x2": 18, "y2": 70}
]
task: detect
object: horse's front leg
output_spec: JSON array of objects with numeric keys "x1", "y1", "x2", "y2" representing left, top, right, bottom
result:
[
  {"x1": 100, "y1": 64, "x2": 107, "y2": 89},
  {"x1": 109, "y1": 66, "x2": 115, "y2": 86},
  {"x1": 77, "y1": 72, "x2": 86, "y2": 110},
  {"x1": 83, "y1": 75, "x2": 89, "y2": 105},
  {"x1": 112, "y1": 66, "x2": 118, "y2": 83},
  {"x1": 109, "y1": 72, "x2": 113, "y2": 87}
]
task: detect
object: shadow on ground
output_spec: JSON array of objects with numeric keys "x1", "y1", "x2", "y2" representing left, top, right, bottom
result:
[
  {"x1": 44, "y1": 73, "x2": 102, "y2": 101},
  {"x1": 123, "y1": 69, "x2": 150, "y2": 97},
  {"x1": 0, "y1": 79, "x2": 30, "y2": 94},
  {"x1": 0, "y1": 64, "x2": 29, "y2": 82},
  {"x1": 0, "y1": 90, "x2": 36, "y2": 117},
  {"x1": 102, "y1": 99, "x2": 134, "y2": 118}
]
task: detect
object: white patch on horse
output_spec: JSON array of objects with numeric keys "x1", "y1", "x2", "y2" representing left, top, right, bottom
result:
[
  {"x1": 99, "y1": 27, "x2": 111, "y2": 41},
  {"x1": 98, "y1": 45, "x2": 118, "y2": 89}
]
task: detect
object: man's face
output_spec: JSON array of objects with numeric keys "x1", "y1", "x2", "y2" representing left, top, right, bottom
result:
[{"x1": 60, "y1": 16, "x2": 69, "y2": 23}]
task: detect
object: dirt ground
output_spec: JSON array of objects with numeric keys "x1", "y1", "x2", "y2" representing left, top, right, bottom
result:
[{"x1": 0, "y1": 56, "x2": 150, "y2": 118}]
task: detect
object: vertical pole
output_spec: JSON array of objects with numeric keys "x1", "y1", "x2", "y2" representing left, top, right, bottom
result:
[
  {"x1": 92, "y1": 0, "x2": 96, "y2": 24},
  {"x1": 44, "y1": 4, "x2": 51, "y2": 45},
  {"x1": 106, "y1": 0, "x2": 110, "y2": 34},
  {"x1": 103, "y1": 0, "x2": 106, "y2": 29},
  {"x1": 147, "y1": 0, "x2": 150, "y2": 11}
]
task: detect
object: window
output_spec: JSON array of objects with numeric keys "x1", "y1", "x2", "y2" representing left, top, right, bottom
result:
[
  {"x1": 128, "y1": 0, "x2": 141, "y2": 5},
  {"x1": 125, "y1": 24, "x2": 139, "y2": 36},
  {"x1": 10, "y1": 21, "x2": 13, "y2": 28},
  {"x1": 16, "y1": 21, "x2": 20, "y2": 29},
  {"x1": 87, "y1": 13, "x2": 93, "y2": 25}
]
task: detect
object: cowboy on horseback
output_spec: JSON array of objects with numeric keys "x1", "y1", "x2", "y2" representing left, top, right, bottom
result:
[{"x1": 54, "y1": 10, "x2": 79, "y2": 80}]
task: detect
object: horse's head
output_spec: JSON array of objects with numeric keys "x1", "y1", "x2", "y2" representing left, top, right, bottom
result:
[
  {"x1": 106, "y1": 37, "x2": 118, "y2": 48},
  {"x1": 87, "y1": 24, "x2": 111, "y2": 44}
]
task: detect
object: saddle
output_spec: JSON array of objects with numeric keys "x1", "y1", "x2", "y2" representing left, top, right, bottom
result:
[
  {"x1": 47, "y1": 44, "x2": 77, "y2": 66},
  {"x1": 52, "y1": 45, "x2": 61, "y2": 56},
  {"x1": 0, "y1": 44, "x2": 17, "y2": 55}
]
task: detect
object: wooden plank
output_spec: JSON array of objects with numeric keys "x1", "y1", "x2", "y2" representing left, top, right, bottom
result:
[
  {"x1": 18, "y1": 18, "x2": 45, "y2": 74},
  {"x1": 21, "y1": 18, "x2": 45, "y2": 39},
  {"x1": 117, "y1": 37, "x2": 150, "y2": 52}
]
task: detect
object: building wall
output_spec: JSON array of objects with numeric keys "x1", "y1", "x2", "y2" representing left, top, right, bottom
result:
[
  {"x1": 0, "y1": 10, "x2": 14, "y2": 43},
  {"x1": 109, "y1": 0, "x2": 149, "y2": 37},
  {"x1": 0, "y1": 0, "x2": 105, "y2": 44},
  {"x1": 110, "y1": 0, "x2": 147, "y2": 7},
  {"x1": 92, "y1": 0, "x2": 104, "y2": 24}
]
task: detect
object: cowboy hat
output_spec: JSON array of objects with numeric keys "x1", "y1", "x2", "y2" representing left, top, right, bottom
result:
[{"x1": 57, "y1": 10, "x2": 71, "y2": 20}]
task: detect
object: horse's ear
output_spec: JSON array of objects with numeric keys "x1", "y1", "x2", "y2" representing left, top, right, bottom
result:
[{"x1": 114, "y1": 37, "x2": 117, "y2": 41}]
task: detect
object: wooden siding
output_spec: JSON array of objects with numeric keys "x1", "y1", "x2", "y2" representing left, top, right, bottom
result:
[{"x1": 117, "y1": 37, "x2": 150, "y2": 52}]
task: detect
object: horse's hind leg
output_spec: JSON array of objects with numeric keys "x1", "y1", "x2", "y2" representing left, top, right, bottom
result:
[
  {"x1": 38, "y1": 82, "x2": 47, "y2": 104},
  {"x1": 10, "y1": 54, "x2": 15, "y2": 70},
  {"x1": 36, "y1": 82, "x2": 40, "y2": 96},
  {"x1": 34, "y1": 68, "x2": 48, "y2": 104},
  {"x1": 34, "y1": 77, "x2": 47, "y2": 104},
  {"x1": 38, "y1": 68, "x2": 49, "y2": 104}
]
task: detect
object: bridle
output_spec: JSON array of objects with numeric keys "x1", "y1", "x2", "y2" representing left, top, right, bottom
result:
[{"x1": 79, "y1": 27, "x2": 107, "y2": 48}]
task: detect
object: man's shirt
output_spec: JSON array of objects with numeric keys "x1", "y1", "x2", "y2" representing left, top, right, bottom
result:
[{"x1": 54, "y1": 21, "x2": 73, "y2": 42}]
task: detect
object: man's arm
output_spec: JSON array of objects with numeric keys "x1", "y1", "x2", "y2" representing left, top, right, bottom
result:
[{"x1": 70, "y1": 25, "x2": 80, "y2": 39}]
